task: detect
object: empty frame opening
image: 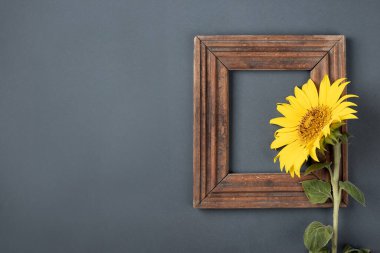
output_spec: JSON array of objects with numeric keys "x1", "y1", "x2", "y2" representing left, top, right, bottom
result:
[{"x1": 229, "y1": 71, "x2": 309, "y2": 173}]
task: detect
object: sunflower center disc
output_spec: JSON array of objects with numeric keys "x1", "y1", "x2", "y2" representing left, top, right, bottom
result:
[{"x1": 298, "y1": 106, "x2": 331, "y2": 144}]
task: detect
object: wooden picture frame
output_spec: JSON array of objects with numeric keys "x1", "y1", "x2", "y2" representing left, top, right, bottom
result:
[{"x1": 193, "y1": 35, "x2": 348, "y2": 208}]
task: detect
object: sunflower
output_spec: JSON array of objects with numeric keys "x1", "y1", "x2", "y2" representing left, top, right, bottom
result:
[{"x1": 270, "y1": 75, "x2": 358, "y2": 177}]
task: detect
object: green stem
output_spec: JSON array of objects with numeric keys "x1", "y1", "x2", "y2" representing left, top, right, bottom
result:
[{"x1": 331, "y1": 143, "x2": 342, "y2": 253}]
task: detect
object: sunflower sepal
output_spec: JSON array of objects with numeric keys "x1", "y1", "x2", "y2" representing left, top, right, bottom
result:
[
  {"x1": 323, "y1": 129, "x2": 350, "y2": 146},
  {"x1": 318, "y1": 140, "x2": 328, "y2": 155},
  {"x1": 340, "y1": 132, "x2": 350, "y2": 144},
  {"x1": 325, "y1": 130, "x2": 341, "y2": 145},
  {"x1": 324, "y1": 137, "x2": 336, "y2": 146}
]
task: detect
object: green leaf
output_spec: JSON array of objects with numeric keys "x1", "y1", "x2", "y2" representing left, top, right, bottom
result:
[
  {"x1": 304, "y1": 162, "x2": 331, "y2": 176},
  {"x1": 304, "y1": 221, "x2": 333, "y2": 252},
  {"x1": 343, "y1": 244, "x2": 371, "y2": 253},
  {"x1": 302, "y1": 180, "x2": 332, "y2": 204},
  {"x1": 339, "y1": 181, "x2": 366, "y2": 206}
]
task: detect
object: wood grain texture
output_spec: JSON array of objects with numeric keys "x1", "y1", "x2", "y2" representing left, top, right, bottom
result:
[
  {"x1": 193, "y1": 37, "x2": 201, "y2": 206},
  {"x1": 193, "y1": 35, "x2": 347, "y2": 208},
  {"x1": 215, "y1": 51, "x2": 326, "y2": 70}
]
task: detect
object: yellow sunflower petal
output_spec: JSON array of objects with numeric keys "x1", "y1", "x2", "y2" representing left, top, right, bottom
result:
[
  {"x1": 269, "y1": 117, "x2": 298, "y2": 127},
  {"x1": 302, "y1": 79, "x2": 319, "y2": 107},
  {"x1": 293, "y1": 153, "x2": 307, "y2": 177},
  {"x1": 270, "y1": 134, "x2": 297, "y2": 149},
  {"x1": 285, "y1": 95, "x2": 308, "y2": 113},
  {"x1": 309, "y1": 145, "x2": 319, "y2": 162},
  {"x1": 337, "y1": 108, "x2": 357, "y2": 116},
  {"x1": 276, "y1": 142, "x2": 299, "y2": 173},
  {"x1": 294, "y1": 86, "x2": 312, "y2": 109},
  {"x1": 321, "y1": 124, "x2": 331, "y2": 137},
  {"x1": 340, "y1": 114, "x2": 358, "y2": 120},
  {"x1": 326, "y1": 78, "x2": 348, "y2": 106},
  {"x1": 313, "y1": 138, "x2": 321, "y2": 150},
  {"x1": 289, "y1": 146, "x2": 308, "y2": 177},
  {"x1": 331, "y1": 78, "x2": 347, "y2": 89},
  {"x1": 283, "y1": 143, "x2": 303, "y2": 173},
  {"x1": 333, "y1": 101, "x2": 358, "y2": 113},
  {"x1": 276, "y1": 104, "x2": 302, "y2": 121},
  {"x1": 334, "y1": 94, "x2": 359, "y2": 108},
  {"x1": 274, "y1": 128, "x2": 298, "y2": 139},
  {"x1": 289, "y1": 168, "x2": 295, "y2": 177},
  {"x1": 328, "y1": 82, "x2": 350, "y2": 106},
  {"x1": 279, "y1": 155, "x2": 285, "y2": 171},
  {"x1": 318, "y1": 75, "x2": 331, "y2": 106}
]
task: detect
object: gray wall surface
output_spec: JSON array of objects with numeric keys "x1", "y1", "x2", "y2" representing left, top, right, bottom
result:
[{"x1": 0, "y1": 0, "x2": 379, "y2": 252}]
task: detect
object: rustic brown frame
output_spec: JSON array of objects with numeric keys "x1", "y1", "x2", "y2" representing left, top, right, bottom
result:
[{"x1": 193, "y1": 35, "x2": 348, "y2": 208}]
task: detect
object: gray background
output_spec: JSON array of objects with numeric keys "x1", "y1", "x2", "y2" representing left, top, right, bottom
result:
[{"x1": 0, "y1": 0, "x2": 379, "y2": 252}]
